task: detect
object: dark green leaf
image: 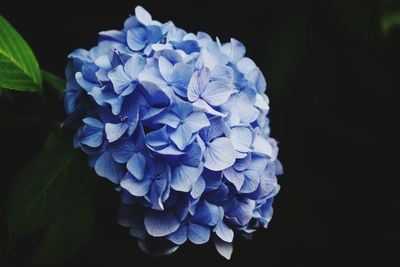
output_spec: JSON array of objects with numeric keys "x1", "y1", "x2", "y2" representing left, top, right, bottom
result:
[
  {"x1": 41, "y1": 69, "x2": 65, "y2": 93},
  {"x1": 382, "y1": 11, "x2": 400, "y2": 35},
  {"x1": 8, "y1": 135, "x2": 95, "y2": 263},
  {"x1": 33, "y1": 157, "x2": 95, "y2": 264},
  {"x1": 0, "y1": 16, "x2": 42, "y2": 92}
]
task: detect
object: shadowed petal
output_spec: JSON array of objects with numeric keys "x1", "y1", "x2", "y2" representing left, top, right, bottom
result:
[{"x1": 144, "y1": 210, "x2": 180, "y2": 237}]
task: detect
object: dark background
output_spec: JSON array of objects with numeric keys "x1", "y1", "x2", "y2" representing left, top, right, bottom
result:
[{"x1": 1, "y1": 0, "x2": 399, "y2": 266}]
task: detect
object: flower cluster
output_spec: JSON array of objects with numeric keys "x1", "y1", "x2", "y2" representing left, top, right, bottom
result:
[{"x1": 64, "y1": 6, "x2": 282, "y2": 259}]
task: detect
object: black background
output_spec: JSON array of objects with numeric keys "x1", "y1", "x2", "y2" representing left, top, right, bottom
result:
[{"x1": 1, "y1": 0, "x2": 399, "y2": 266}]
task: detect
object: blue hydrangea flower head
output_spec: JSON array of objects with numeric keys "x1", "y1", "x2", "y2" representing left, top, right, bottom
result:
[{"x1": 64, "y1": 5, "x2": 282, "y2": 260}]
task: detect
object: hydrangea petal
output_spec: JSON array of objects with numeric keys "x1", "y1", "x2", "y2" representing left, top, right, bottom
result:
[
  {"x1": 188, "y1": 223, "x2": 210, "y2": 244},
  {"x1": 204, "y1": 137, "x2": 235, "y2": 171},
  {"x1": 144, "y1": 210, "x2": 180, "y2": 237}
]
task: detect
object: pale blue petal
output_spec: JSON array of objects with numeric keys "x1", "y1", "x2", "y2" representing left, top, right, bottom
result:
[
  {"x1": 94, "y1": 151, "x2": 123, "y2": 184},
  {"x1": 75, "y1": 72, "x2": 94, "y2": 92},
  {"x1": 200, "y1": 117, "x2": 226, "y2": 142},
  {"x1": 193, "y1": 99, "x2": 225, "y2": 117},
  {"x1": 171, "y1": 164, "x2": 203, "y2": 192},
  {"x1": 127, "y1": 27, "x2": 146, "y2": 51},
  {"x1": 214, "y1": 238, "x2": 233, "y2": 260},
  {"x1": 124, "y1": 54, "x2": 146, "y2": 80},
  {"x1": 223, "y1": 167, "x2": 245, "y2": 191},
  {"x1": 230, "y1": 127, "x2": 252, "y2": 152},
  {"x1": 127, "y1": 152, "x2": 146, "y2": 180},
  {"x1": 105, "y1": 122, "x2": 129, "y2": 142},
  {"x1": 187, "y1": 71, "x2": 201, "y2": 102},
  {"x1": 167, "y1": 224, "x2": 188, "y2": 245},
  {"x1": 188, "y1": 223, "x2": 210, "y2": 244},
  {"x1": 202, "y1": 80, "x2": 232, "y2": 106},
  {"x1": 120, "y1": 173, "x2": 151, "y2": 196},
  {"x1": 135, "y1": 6, "x2": 152, "y2": 26},
  {"x1": 79, "y1": 128, "x2": 103, "y2": 147},
  {"x1": 170, "y1": 123, "x2": 193, "y2": 150},
  {"x1": 215, "y1": 220, "x2": 234, "y2": 243},
  {"x1": 191, "y1": 176, "x2": 206, "y2": 199},
  {"x1": 108, "y1": 138, "x2": 136, "y2": 163},
  {"x1": 158, "y1": 56, "x2": 173, "y2": 82},
  {"x1": 170, "y1": 63, "x2": 193, "y2": 90},
  {"x1": 83, "y1": 117, "x2": 103, "y2": 128},
  {"x1": 203, "y1": 137, "x2": 235, "y2": 171},
  {"x1": 237, "y1": 57, "x2": 256, "y2": 73},
  {"x1": 241, "y1": 170, "x2": 260, "y2": 193},
  {"x1": 185, "y1": 112, "x2": 210, "y2": 133},
  {"x1": 210, "y1": 65, "x2": 233, "y2": 83},
  {"x1": 252, "y1": 136, "x2": 273, "y2": 157},
  {"x1": 144, "y1": 210, "x2": 180, "y2": 237},
  {"x1": 153, "y1": 111, "x2": 180, "y2": 128},
  {"x1": 222, "y1": 38, "x2": 246, "y2": 63},
  {"x1": 108, "y1": 65, "x2": 132, "y2": 95}
]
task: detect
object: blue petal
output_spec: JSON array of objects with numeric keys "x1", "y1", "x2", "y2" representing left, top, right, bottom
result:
[
  {"x1": 108, "y1": 65, "x2": 132, "y2": 95},
  {"x1": 191, "y1": 176, "x2": 206, "y2": 199},
  {"x1": 153, "y1": 111, "x2": 180, "y2": 128},
  {"x1": 223, "y1": 167, "x2": 245, "y2": 191},
  {"x1": 193, "y1": 99, "x2": 225, "y2": 117},
  {"x1": 226, "y1": 198, "x2": 255, "y2": 226},
  {"x1": 79, "y1": 127, "x2": 103, "y2": 147},
  {"x1": 252, "y1": 136, "x2": 273, "y2": 157},
  {"x1": 182, "y1": 142, "x2": 203, "y2": 167},
  {"x1": 202, "y1": 80, "x2": 232, "y2": 106},
  {"x1": 171, "y1": 164, "x2": 203, "y2": 192},
  {"x1": 140, "y1": 81, "x2": 170, "y2": 107},
  {"x1": 185, "y1": 112, "x2": 210, "y2": 133},
  {"x1": 99, "y1": 30, "x2": 126, "y2": 42},
  {"x1": 127, "y1": 27, "x2": 146, "y2": 51},
  {"x1": 214, "y1": 238, "x2": 233, "y2": 260},
  {"x1": 158, "y1": 56, "x2": 173, "y2": 82},
  {"x1": 234, "y1": 153, "x2": 252, "y2": 171},
  {"x1": 105, "y1": 122, "x2": 129, "y2": 142},
  {"x1": 215, "y1": 220, "x2": 234, "y2": 243},
  {"x1": 144, "y1": 210, "x2": 180, "y2": 237},
  {"x1": 204, "y1": 137, "x2": 235, "y2": 171},
  {"x1": 237, "y1": 57, "x2": 256, "y2": 74},
  {"x1": 230, "y1": 127, "x2": 252, "y2": 153},
  {"x1": 187, "y1": 71, "x2": 201, "y2": 102},
  {"x1": 135, "y1": 6, "x2": 152, "y2": 26},
  {"x1": 171, "y1": 123, "x2": 193, "y2": 150},
  {"x1": 170, "y1": 63, "x2": 194, "y2": 91},
  {"x1": 94, "y1": 151, "x2": 123, "y2": 184},
  {"x1": 222, "y1": 38, "x2": 246, "y2": 63},
  {"x1": 127, "y1": 152, "x2": 146, "y2": 180},
  {"x1": 241, "y1": 170, "x2": 260, "y2": 193},
  {"x1": 83, "y1": 117, "x2": 103, "y2": 128},
  {"x1": 192, "y1": 201, "x2": 219, "y2": 226},
  {"x1": 188, "y1": 223, "x2": 210, "y2": 244},
  {"x1": 124, "y1": 54, "x2": 146, "y2": 80},
  {"x1": 210, "y1": 65, "x2": 233, "y2": 84},
  {"x1": 109, "y1": 138, "x2": 136, "y2": 163},
  {"x1": 120, "y1": 173, "x2": 151, "y2": 196},
  {"x1": 167, "y1": 224, "x2": 188, "y2": 245},
  {"x1": 75, "y1": 72, "x2": 94, "y2": 92},
  {"x1": 145, "y1": 126, "x2": 169, "y2": 149}
]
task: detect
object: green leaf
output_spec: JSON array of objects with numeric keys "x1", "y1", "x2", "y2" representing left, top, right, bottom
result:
[
  {"x1": 382, "y1": 11, "x2": 400, "y2": 35},
  {"x1": 33, "y1": 157, "x2": 95, "y2": 264},
  {"x1": 0, "y1": 16, "x2": 42, "y2": 92},
  {"x1": 42, "y1": 69, "x2": 65, "y2": 93},
  {"x1": 8, "y1": 135, "x2": 95, "y2": 262}
]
